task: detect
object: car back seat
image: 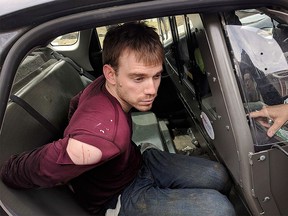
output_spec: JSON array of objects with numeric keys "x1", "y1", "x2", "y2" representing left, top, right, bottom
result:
[
  {"x1": 0, "y1": 48, "x2": 91, "y2": 215},
  {"x1": 0, "y1": 50, "x2": 87, "y2": 164}
]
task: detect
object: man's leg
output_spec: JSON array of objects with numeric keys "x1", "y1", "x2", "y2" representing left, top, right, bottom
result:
[
  {"x1": 119, "y1": 158, "x2": 235, "y2": 216},
  {"x1": 143, "y1": 149, "x2": 230, "y2": 192},
  {"x1": 120, "y1": 188, "x2": 234, "y2": 216}
]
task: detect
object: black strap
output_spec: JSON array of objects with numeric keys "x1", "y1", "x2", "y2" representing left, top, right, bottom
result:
[
  {"x1": 51, "y1": 51, "x2": 96, "y2": 80},
  {"x1": 10, "y1": 95, "x2": 60, "y2": 136}
]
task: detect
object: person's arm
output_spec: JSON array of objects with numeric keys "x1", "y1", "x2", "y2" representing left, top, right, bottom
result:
[
  {"x1": 0, "y1": 138, "x2": 107, "y2": 189},
  {"x1": 250, "y1": 104, "x2": 288, "y2": 137}
]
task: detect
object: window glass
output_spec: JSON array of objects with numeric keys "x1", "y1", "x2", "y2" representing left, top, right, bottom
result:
[
  {"x1": 172, "y1": 14, "x2": 214, "y2": 116},
  {"x1": 187, "y1": 14, "x2": 217, "y2": 114},
  {"x1": 51, "y1": 32, "x2": 79, "y2": 46},
  {"x1": 96, "y1": 19, "x2": 171, "y2": 48},
  {"x1": 157, "y1": 17, "x2": 171, "y2": 42},
  {"x1": 175, "y1": 15, "x2": 191, "y2": 81},
  {"x1": 96, "y1": 25, "x2": 113, "y2": 48},
  {"x1": 223, "y1": 9, "x2": 288, "y2": 147},
  {"x1": 186, "y1": 14, "x2": 214, "y2": 115}
]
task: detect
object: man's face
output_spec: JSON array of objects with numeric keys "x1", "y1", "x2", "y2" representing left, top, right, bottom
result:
[{"x1": 112, "y1": 50, "x2": 163, "y2": 112}]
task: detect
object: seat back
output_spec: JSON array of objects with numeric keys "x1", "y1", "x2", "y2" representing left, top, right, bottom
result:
[
  {"x1": 0, "y1": 58, "x2": 86, "y2": 165},
  {"x1": 0, "y1": 48, "x2": 90, "y2": 215}
]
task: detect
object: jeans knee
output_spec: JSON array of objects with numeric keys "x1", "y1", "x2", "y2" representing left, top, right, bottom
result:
[
  {"x1": 208, "y1": 190, "x2": 236, "y2": 216},
  {"x1": 211, "y1": 163, "x2": 232, "y2": 192}
]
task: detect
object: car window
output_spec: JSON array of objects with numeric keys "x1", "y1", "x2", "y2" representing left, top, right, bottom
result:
[
  {"x1": 51, "y1": 32, "x2": 79, "y2": 46},
  {"x1": 157, "y1": 17, "x2": 171, "y2": 43},
  {"x1": 223, "y1": 9, "x2": 288, "y2": 147},
  {"x1": 166, "y1": 14, "x2": 215, "y2": 117},
  {"x1": 96, "y1": 19, "x2": 172, "y2": 48},
  {"x1": 186, "y1": 14, "x2": 214, "y2": 115},
  {"x1": 96, "y1": 26, "x2": 109, "y2": 48}
]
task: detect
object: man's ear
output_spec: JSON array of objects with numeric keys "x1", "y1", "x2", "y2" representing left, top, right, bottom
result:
[{"x1": 103, "y1": 64, "x2": 116, "y2": 85}]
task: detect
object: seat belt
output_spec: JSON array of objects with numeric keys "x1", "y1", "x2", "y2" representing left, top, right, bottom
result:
[
  {"x1": 10, "y1": 95, "x2": 61, "y2": 137},
  {"x1": 51, "y1": 51, "x2": 96, "y2": 81}
]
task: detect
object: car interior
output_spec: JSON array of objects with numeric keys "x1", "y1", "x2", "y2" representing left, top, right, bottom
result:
[{"x1": 0, "y1": 6, "x2": 288, "y2": 216}]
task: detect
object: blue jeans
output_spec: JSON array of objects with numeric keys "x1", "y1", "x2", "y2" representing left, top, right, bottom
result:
[{"x1": 119, "y1": 149, "x2": 235, "y2": 216}]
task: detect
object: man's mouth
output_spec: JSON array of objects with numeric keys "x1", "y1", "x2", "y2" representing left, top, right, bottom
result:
[{"x1": 140, "y1": 99, "x2": 154, "y2": 105}]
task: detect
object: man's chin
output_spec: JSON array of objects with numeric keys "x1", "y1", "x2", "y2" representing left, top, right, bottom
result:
[{"x1": 135, "y1": 105, "x2": 152, "y2": 112}]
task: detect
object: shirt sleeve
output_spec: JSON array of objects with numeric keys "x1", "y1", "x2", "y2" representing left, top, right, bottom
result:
[{"x1": 0, "y1": 136, "x2": 120, "y2": 189}]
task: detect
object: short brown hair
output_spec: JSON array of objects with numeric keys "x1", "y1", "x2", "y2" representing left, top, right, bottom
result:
[{"x1": 102, "y1": 22, "x2": 164, "y2": 71}]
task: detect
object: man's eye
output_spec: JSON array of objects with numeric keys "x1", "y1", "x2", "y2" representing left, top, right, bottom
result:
[
  {"x1": 154, "y1": 74, "x2": 161, "y2": 79},
  {"x1": 134, "y1": 77, "x2": 144, "y2": 82}
]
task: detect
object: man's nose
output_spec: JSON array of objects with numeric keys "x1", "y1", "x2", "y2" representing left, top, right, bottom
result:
[{"x1": 144, "y1": 79, "x2": 157, "y2": 95}]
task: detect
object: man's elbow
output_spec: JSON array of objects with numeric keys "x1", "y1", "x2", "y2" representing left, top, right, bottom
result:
[{"x1": 66, "y1": 138, "x2": 102, "y2": 165}]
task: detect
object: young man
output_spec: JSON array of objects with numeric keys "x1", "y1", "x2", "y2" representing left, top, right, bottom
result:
[{"x1": 1, "y1": 22, "x2": 235, "y2": 216}]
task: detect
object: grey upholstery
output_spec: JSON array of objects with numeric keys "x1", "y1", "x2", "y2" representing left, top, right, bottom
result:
[
  {"x1": 0, "y1": 60, "x2": 86, "y2": 165},
  {"x1": 132, "y1": 112, "x2": 175, "y2": 153},
  {"x1": 0, "y1": 50, "x2": 89, "y2": 215}
]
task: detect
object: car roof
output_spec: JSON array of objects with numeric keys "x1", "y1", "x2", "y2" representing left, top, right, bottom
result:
[
  {"x1": 0, "y1": 0, "x2": 287, "y2": 31},
  {"x1": 0, "y1": 0, "x2": 148, "y2": 29}
]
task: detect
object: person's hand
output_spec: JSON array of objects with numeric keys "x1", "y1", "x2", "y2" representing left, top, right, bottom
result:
[{"x1": 249, "y1": 104, "x2": 288, "y2": 137}]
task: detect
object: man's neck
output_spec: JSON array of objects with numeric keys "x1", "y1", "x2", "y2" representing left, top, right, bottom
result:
[{"x1": 104, "y1": 82, "x2": 131, "y2": 113}]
